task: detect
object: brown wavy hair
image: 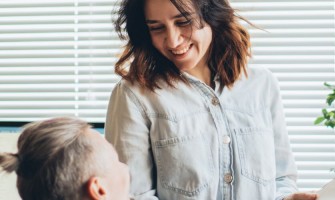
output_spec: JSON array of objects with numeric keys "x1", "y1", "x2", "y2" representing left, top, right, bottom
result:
[{"x1": 114, "y1": 0, "x2": 251, "y2": 91}]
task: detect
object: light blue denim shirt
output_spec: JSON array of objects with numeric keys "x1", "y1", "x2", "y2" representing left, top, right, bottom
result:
[{"x1": 105, "y1": 67, "x2": 298, "y2": 200}]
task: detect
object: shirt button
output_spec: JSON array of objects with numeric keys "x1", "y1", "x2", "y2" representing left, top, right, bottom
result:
[
  {"x1": 224, "y1": 173, "x2": 233, "y2": 183},
  {"x1": 211, "y1": 97, "x2": 220, "y2": 106},
  {"x1": 223, "y1": 135, "x2": 231, "y2": 144}
]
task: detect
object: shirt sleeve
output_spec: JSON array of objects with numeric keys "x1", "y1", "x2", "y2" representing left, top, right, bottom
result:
[
  {"x1": 267, "y1": 71, "x2": 299, "y2": 199},
  {"x1": 105, "y1": 81, "x2": 159, "y2": 200}
]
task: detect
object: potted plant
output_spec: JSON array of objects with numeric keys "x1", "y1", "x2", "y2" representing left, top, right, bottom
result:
[
  {"x1": 314, "y1": 82, "x2": 335, "y2": 128},
  {"x1": 314, "y1": 82, "x2": 335, "y2": 172}
]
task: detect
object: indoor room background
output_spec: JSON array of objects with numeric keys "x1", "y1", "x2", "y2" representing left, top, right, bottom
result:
[{"x1": 0, "y1": 0, "x2": 334, "y2": 199}]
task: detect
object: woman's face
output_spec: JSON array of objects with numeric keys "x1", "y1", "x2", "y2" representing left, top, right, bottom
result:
[{"x1": 144, "y1": 0, "x2": 212, "y2": 77}]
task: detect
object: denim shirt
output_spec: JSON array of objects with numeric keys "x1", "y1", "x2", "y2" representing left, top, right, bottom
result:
[{"x1": 105, "y1": 67, "x2": 298, "y2": 200}]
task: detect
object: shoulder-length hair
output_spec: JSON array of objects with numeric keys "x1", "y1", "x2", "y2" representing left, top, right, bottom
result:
[{"x1": 115, "y1": 0, "x2": 251, "y2": 91}]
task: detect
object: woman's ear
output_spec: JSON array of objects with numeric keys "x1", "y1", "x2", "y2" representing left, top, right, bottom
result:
[{"x1": 87, "y1": 177, "x2": 107, "y2": 200}]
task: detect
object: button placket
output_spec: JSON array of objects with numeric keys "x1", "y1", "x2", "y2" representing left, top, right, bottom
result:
[
  {"x1": 211, "y1": 97, "x2": 220, "y2": 106},
  {"x1": 223, "y1": 135, "x2": 231, "y2": 144},
  {"x1": 224, "y1": 173, "x2": 233, "y2": 183}
]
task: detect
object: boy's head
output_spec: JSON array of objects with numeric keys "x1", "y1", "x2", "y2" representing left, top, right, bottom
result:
[{"x1": 0, "y1": 117, "x2": 129, "y2": 200}]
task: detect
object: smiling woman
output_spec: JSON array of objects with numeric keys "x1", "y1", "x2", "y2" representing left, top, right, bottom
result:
[
  {"x1": 0, "y1": 0, "x2": 334, "y2": 198},
  {"x1": 144, "y1": 0, "x2": 213, "y2": 84},
  {"x1": 104, "y1": 0, "x2": 331, "y2": 199}
]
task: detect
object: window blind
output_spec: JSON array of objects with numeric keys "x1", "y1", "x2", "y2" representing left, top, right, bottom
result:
[
  {"x1": 231, "y1": 0, "x2": 335, "y2": 191},
  {"x1": 0, "y1": 0, "x2": 122, "y2": 123},
  {"x1": 0, "y1": 0, "x2": 334, "y2": 192}
]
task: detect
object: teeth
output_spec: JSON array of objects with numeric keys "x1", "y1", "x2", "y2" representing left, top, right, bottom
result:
[{"x1": 172, "y1": 45, "x2": 190, "y2": 55}]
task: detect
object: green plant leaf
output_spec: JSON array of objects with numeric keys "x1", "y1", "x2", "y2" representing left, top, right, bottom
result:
[
  {"x1": 324, "y1": 82, "x2": 335, "y2": 89},
  {"x1": 324, "y1": 82, "x2": 330, "y2": 86},
  {"x1": 314, "y1": 82, "x2": 335, "y2": 130},
  {"x1": 314, "y1": 117, "x2": 325, "y2": 125},
  {"x1": 326, "y1": 95, "x2": 335, "y2": 106},
  {"x1": 322, "y1": 109, "x2": 329, "y2": 119}
]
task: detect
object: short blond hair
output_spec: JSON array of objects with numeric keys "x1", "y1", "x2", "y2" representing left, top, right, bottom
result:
[{"x1": 0, "y1": 117, "x2": 96, "y2": 200}]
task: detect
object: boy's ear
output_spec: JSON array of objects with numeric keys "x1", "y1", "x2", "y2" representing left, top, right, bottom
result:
[{"x1": 87, "y1": 177, "x2": 107, "y2": 200}]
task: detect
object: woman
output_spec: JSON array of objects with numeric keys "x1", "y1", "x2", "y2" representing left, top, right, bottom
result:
[{"x1": 105, "y1": 0, "x2": 317, "y2": 199}]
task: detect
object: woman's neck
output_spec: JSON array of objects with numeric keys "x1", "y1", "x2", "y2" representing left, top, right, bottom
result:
[{"x1": 185, "y1": 65, "x2": 212, "y2": 86}]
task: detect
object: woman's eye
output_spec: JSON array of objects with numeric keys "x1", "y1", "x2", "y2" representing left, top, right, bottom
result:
[
  {"x1": 176, "y1": 19, "x2": 192, "y2": 26},
  {"x1": 148, "y1": 26, "x2": 164, "y2": 32}
]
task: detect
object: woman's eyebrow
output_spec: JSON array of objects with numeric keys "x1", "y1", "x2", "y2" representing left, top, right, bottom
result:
[{"x1": 146, "y1": 12, "x2": 193, "y2": 24}]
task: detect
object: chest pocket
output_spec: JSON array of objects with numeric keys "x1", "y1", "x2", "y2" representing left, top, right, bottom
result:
[
  {"x1": 154, "y1": 133, "x2": 214, "y2": 197},
  {"x1": 226, "y1": 107, "x2": 276, "y2": 185}
]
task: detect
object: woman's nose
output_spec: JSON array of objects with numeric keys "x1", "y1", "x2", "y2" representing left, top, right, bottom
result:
[{"x1": 165, "y1": 27, "x2": 182, "y2": 49}]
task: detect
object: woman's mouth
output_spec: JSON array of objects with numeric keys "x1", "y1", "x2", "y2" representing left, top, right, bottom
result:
[
  {"x1": 171, "y1": 45, "x2": 191, "y2": 55},
  {"x1": 170, "y1": 44, "x2": 192, "y2": 58}
]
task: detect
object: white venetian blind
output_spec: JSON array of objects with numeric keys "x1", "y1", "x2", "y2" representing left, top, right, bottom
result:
[
  {"x1": 231, "y1": 0, "x2": 335, "y2": 191},
  {"x1": 0, "y1": 0, "x2": 334, "y2": 193},
  {"x1": 0, "y1": 0, "x2": 122, "y2": 123}
]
